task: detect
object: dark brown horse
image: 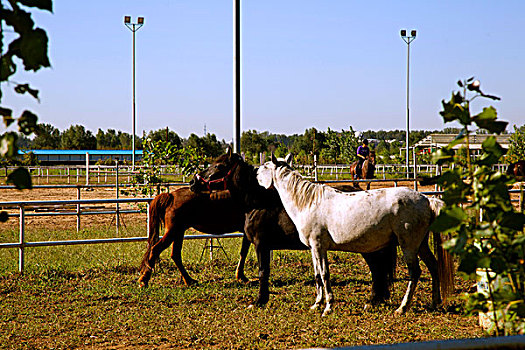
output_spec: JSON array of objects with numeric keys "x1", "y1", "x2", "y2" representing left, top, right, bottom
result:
[
  {"x1": 138, "y1": 187, "x2": 247, "y2": 288},
  {"x1": 189, "y1": 149, "x2": 398, "y2": 307},
  {"x1": 349, "y1": 150, "x2": 376, "y2": 190},
  {"x1": 507, "y1": 160, "x2": 525, "y2": 179}
]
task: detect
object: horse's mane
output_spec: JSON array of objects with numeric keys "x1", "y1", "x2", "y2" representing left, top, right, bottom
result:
[{"x1": 276, "y1": 166, "x2": 328, "y2": 210}]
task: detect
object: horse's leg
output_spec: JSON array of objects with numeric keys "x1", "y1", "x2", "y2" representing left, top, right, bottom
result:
[
  {"x1": 362, "y1": 250, "x2": 390, "y2": 307},
  {"x1": 250, "y1": 244, "x2": 271, "y2": 307},
  {"x1": 236, "y1": 235, "x2": 251, "y2": 283},
  {"x1": 138, "y1": 231, "x2": 175, "y2": 287},
  {"x1": 395, "y1": 250, "x2": 421, "y2": 315},
  {"x1": 418, "y1": 236, "x2": 442, "y2": 309},
  {"x1": 311, "y1": 244, "x2": 333, "y2": 316},
  {"x1": 309, "y1": 249, "x2": 324, "y2": 311},
  {"x1": 169, "y1": 226, "x2": 197, "y2": 286}
]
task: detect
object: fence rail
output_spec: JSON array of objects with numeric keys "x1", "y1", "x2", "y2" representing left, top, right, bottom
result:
[
  {"x1": 1, "y1": 177, "x2": 522, "y2": 273},
  {"x1": 0, "y1": 197, "x2": 244, "y2": 273}
]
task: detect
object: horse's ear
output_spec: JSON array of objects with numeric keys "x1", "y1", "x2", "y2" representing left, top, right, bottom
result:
[
  {"x1": 285, "y1": 153, "x2": 293, "y2": 167},
  {"x1": 226, "y1": 146, "x2": 233, "y2": 157},
  {"x1": 271, "y1": 153, "x2": 278, "y2": 164}
]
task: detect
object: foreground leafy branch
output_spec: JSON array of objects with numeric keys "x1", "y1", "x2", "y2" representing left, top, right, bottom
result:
[
  {"x1": 431, "y1": 78, "x2": 525, "y2": 335},
  {"x1": 0, "y1": 0, "x2": 53, "y2": 221}
]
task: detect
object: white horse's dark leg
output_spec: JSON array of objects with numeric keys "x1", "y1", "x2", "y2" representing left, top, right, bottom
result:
[{"x1": 395, "y1": 251, "x2": 421, "y2": 315}]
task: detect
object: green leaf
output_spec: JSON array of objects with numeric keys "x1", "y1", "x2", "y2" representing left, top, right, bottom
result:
[
  {"x1": 472, "y1": 107, "x2": 507, "y2": 134},
  {"x1": 10, "y1": 28, "x2": 51, "y2": 72},
  {"x1": 0, "y1": 107, "x2": 13, "y2": 117},
  {"x1": 14, "y1": 83, "x2": 40, "y2": 101},
  {"x1": 18, "y1": 110, "x2": 39, "y2": 135},
  {"x1": 0, "y1": 211, "x2": 8, "y2": 223},
  {"x1": 7, "y1": 167, "x2": 33, "y2": 190},
  {"x1": 430, "y1": 206, "x2": 467, "y2": 232},
  {"x1": 3, "y1": 115, "x2": 15, "y2": 128},
  {"x1": 17, "y1": 0, "x2": 53, "y2": 12},
  {"x1": 440, "y1": 92, "x2": 470, "y2": 125},
  {"x1": 0, "y1": 55, "x2": 17, "y2": 81},
  {"x1": 432, "y1": 147, "x2": 455, "y2": 165},
  {"x1": 0, "y1": 132, "x2": 19, "y2": 158}
]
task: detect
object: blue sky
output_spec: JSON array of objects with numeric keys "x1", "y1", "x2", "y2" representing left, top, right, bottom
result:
[{"x1": 3, "y1": 0, "x2": 525, "y2": 143}]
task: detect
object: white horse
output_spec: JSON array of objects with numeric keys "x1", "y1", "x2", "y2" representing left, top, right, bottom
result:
[{"x1": 257, "y1": 155, "x2": 453, "y2": 316}]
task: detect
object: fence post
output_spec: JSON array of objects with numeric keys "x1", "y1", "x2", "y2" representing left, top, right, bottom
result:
[
  {"x1": 19, "y1": 206, "x2": 25, "y2": 274},
  {"x1": 314, "y1": 155, "x2": 318, "y2": 182},
  {"x1": 85, "y1": 152, "x2": 90, "y2": 186},
  {"x1": 519, "y1": 181, "x2": 525, "y2": 213},
  {"x1": 115, "y1": 159, "x2": 120, "y2": 235},
  {"x1": 147, "y1": 201, "x2": 150, "y2": 237},
  {"x1": 76, "y1": 186, "x2": 81, "y2": 232}
]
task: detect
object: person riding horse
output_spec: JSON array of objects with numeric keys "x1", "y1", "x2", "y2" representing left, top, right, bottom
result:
[{"x1": 355, "y1": 139, "x2": 370, "y2": 179}]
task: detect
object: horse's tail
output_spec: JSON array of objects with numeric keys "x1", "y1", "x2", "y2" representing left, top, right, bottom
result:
[
  {"x1": 428, "y1": 196, "x2": 455, "y2": 301},
  {"x1": 140, "y1": 192, "x2": 174, "y2": 273}
]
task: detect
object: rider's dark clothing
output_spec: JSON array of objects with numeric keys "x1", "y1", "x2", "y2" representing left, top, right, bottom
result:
[{"x1": 356, "y1": 145, "x2": 370, "y2": 179}]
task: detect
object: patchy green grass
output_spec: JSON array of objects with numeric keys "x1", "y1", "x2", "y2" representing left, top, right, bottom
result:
[{"x1": 0, "y1": 224, "x2": 483, "y2": 349}]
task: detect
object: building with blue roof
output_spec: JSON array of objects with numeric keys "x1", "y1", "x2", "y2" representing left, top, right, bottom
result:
[{"x1": 19, "y1": 150, "x2": 143, "y2": 165}]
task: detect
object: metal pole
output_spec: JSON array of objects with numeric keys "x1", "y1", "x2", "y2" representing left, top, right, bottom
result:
[
  {"x1": 131, "y1": 25, "x2": 136, "y2": 171},
  {"x1": 116, "y1": 159, "x2": 120, "y2": 235},
  {"x1": 233, "y1": 0, "x2": 241, "y2": 153},
  {"x1": 19, "y1": 206, "x2": 25, "y2": 274},
  {"x1": 405, "y1": 40, "x2": 410, "y2": 179},
  {"x1": 76, "y1": 186, "x2": 81, "y2": 232}
]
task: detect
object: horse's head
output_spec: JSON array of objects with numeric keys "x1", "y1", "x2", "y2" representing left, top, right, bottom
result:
[
  {"x1": 189, "y1": 147, "x2": 243, "y2": 193},
  {"x1": 257, "y1": 153, "x2": 293, "y2": 189},
  {"x1": 368, "y1": 150, "x2": 376, "y2": 165}
]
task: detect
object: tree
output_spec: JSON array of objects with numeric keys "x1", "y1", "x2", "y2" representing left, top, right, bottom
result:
[
  {"x1": 33, "y1": 123, "x2": 60, "y2": 149},
  {"x1": 185, "y1": 133, "x2": 224, "y2": 159},
  {"x1": 432, "y1": 78, "x2": 524, "y2": 335},
  {"x1": 320, "y1": 126, "x2": 359, "y2": 164},
  {"x1": 507, "y1": 124, "x2": 525, "y2": 163},
  {"x1": 60, "y1": 125, "x2": 96, "y2": 149},
  {"x1": 96, "y1": 129, "x2": 120, "y2": 149},
  {"x1": 147, "y1": 128, "x2": 182, "y2": 148}
]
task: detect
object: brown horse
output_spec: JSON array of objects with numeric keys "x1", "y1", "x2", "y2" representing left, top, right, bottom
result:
[
  {"x1": 507, "y1": 160, "x2": 525, "y2": 179},
  {"x1": 138, "y1": 188, "x2": 246, "y2": 288},
  {"x1": 349, "y1": 150, "x2": 376, "y2": 190}
]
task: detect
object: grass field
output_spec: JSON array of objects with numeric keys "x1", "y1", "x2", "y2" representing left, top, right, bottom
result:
[{"x1": 0, "y1": 222, "x2": 484, "y2": 349}]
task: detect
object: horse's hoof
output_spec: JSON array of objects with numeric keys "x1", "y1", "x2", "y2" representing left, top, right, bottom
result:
[
  {"x1": 394, "y1": 307, "x2": 405, "y2": 316},
  {"x1": 322, "y1": 307, "x2": 332, "y2": 317},
  {"x1": 183, "y1": 278, "x2": 198, "y2": 286},
  {"x1": 310, "y1": 303, "x2": 320, "y2": 311},
  {"x1": 138, "y1": 279, "x2": 148, "y2": 288}
]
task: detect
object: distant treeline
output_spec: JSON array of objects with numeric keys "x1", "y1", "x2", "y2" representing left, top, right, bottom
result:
[{"x1": 16, "y1": 123, "x2": 471, "y2": 165}]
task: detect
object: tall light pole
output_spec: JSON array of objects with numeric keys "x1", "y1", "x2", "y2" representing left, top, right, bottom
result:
[
  {"x1": 124, "y1": 16, "x2": 144, "y2": 171},
  {"x1": 233, "y1": 0, "x2": 241, "y2": 153},
  {"x1": 400, "y1": 29, "x2": 416, "y2": 178}
]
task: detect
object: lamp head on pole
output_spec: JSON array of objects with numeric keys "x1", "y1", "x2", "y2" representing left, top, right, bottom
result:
[
  {"x1": 137, "y1": 17, "x2": 144, "y2": 25},
  {"x1": 124, "y1": 16, "x2": 131, "y2": 24},
  {"x1": 400, "y1": 29, "x2": 417, "y2": 44}
]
